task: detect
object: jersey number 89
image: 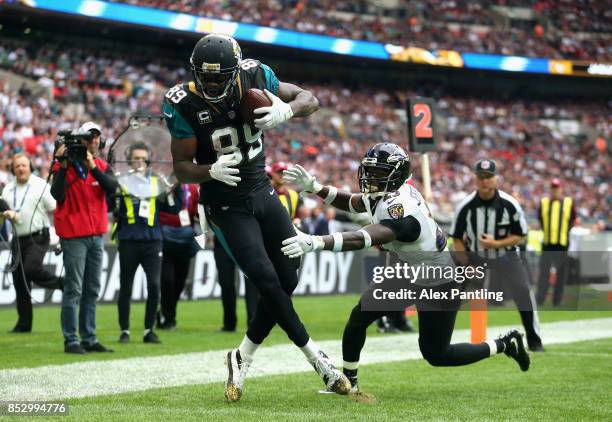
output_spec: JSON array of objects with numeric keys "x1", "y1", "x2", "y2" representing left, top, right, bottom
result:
[{"x1": 211, "y1": 124, "x2": 262, "y2": 164}]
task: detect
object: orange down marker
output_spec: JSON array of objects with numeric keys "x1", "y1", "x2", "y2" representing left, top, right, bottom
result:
[{"x1": 470, "y1": 298, "x2": 488, "y2": 344}]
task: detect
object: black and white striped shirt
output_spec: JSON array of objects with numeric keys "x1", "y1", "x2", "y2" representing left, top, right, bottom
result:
[{"x1": 449, "y1": 189, "x2": 528, "y2": 258}]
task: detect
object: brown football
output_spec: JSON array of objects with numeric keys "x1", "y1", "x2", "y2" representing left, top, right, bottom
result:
[{"x1": 240, "y1": 88, "x2": 272, "y2": 126}]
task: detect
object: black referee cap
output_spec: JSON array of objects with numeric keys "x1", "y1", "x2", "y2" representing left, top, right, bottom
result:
[{"x1": 474, "y1": 159, "x2": 497, "y2": 175}]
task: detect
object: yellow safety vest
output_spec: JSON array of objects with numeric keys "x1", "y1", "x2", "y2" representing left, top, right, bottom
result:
[
  {"x1": 121, "y1": 176, "x2": 158, "y2": 226},
  {"x1": 278, "y1": 188, "x2": 299, "y2": 219},
  {"x1": 540, "y1": 197, "x2": 573, "y2": 247}
]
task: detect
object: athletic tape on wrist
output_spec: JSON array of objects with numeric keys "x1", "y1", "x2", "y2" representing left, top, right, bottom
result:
[
  {"x1": 323, "y1": 186, "x2": 338, "y2": 204},
  {"x1": 358, "y1": 229, "x2": 372, "y2": 248},
  {"x1": 332, "y1": 232, "x2": 344, "y2": 252},
  {"x1": 348, "y1": 194, "x2": 359, "y2": 213}
]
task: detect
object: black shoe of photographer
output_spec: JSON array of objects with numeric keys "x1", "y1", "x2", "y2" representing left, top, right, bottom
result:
[
  {"x1": 144, "y1": 331, "x2": 161, "y2": 344},
  {"x1": 64, "y1": 343, "x2": 87, "y2": 354},
  {"x1": 81, "y1": 342, "x2": 114, "y2": 353}
]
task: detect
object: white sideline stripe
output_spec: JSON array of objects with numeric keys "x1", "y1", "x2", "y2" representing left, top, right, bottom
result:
[
  {"x1": 1, "y1": 318, "x2": 611, "y2": 401},
  {"x1": 547, "y1": 352, "x2": 612, "y2": 358}
]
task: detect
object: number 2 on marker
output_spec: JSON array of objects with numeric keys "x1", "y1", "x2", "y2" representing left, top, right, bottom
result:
[{"x1": 413, "y1": 103, "x2": 433, "y2": 138}]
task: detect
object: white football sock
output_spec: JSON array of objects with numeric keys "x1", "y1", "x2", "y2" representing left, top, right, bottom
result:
[
  {"x1": 300, "y1": 338, "x2": 321, "y2": 362},
  {"x1": 343, "y1": 361, "x2": 359, "y2": 370},
  {"x1": 486, "y1": 339, "x2": 498, "y2": 356},
  {"x1": 144, "y1": 329, "x2": 151, "y2": 336},
  {"x1": 238, "y1": 335, "x2": 259, "y2": 362}
]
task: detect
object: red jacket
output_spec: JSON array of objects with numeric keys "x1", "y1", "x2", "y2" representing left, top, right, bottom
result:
[
  {"x1": 159, "y1": 184, "x2": 199, "y2": 227},
  {"x1": 52, "y1": 159, "x2": 109, "y2": 239}
]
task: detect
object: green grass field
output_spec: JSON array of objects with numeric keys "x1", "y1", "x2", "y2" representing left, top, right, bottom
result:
[{"x1": 1, "y1": 296, "x2": 611, "y2": 421}]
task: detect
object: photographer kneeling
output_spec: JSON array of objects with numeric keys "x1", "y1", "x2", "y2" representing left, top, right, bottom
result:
[{"x1": 51, "y1": 122, "x2": 119, "y2": 354}]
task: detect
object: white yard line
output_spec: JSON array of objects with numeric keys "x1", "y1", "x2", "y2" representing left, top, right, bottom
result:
[{"x1": 1, "y1": 318, "x2": 611, "y2": 401}]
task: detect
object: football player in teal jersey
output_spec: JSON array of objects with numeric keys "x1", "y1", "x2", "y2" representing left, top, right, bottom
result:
[{"x1": 163, "y1": 33, "x2": 350, "y2": 402}]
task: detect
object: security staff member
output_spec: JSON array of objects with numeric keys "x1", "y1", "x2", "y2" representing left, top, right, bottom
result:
[
  {"x1": 536, "y1": 178, "x2": 575, "y2": 306},
  {"x1": 450, "y1": 159, "x2": 544, "y2": 352},
  {"x1": 215, "y1": 162, "x2": 301, "y2": 330},
  {"x1": 2, "y1": 154, "x2": 62, "y2": 333},
  {"x1": 116, "y1": 142, "x2": 166, "y2": 344}
]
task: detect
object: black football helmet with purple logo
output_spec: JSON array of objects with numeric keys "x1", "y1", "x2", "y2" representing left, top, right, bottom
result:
[{"x1": 358, "y1": 143, "x2": 412, "y2": 195}]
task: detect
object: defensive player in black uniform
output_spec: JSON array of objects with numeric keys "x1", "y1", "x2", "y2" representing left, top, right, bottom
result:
[{"x1": 163, "y1": 33, "x2": 350, "y2": 402}]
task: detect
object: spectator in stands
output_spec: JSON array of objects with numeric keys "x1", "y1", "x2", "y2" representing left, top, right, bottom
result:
[{"x1": 51, "y1": 122, "x2": 117, "y2": 354}]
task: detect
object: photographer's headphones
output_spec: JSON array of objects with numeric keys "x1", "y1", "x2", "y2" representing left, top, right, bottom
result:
[
  {"x1": 78, "y1": 121, "x2": 106, "y2": 149},
  {"x1": 125, "y1": 142, "x2": 152, "y2": 166},
  {"x1": 10, "y1": 154, "x2": 35, "y2": 175}
]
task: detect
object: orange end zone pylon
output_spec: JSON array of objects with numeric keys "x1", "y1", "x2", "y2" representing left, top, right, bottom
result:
[{"x1": 470, "y1": 298, "x2": 488, "y2": 344}]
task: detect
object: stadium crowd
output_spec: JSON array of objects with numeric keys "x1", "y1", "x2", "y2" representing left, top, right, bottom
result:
[
  {"x1": 108, "y1": 0, "x2": 611, "y2": 60},
  {"x1": 0, "y1": 40, "x2": 610, "y2": 225}
]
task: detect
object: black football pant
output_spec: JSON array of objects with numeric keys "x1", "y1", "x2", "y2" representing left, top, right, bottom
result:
[
  {"x1": 11, "y1": 230, "x2": 62, "y2": 330},
  {"x1": 118, "y1": 240, "x2": 162, "y2": 331},
  {"x1": 205, "y1": 184, "x2": 308, "y2": 347},
  {"x1": 213, "y1": 237, "x2": 259, "y2": 330},
  {"x1": 343, "y1": 282, "x2": 491, "y2": 366},
  {"x1": 160, "y1": 241, "x2": 193, "y2": 324}
]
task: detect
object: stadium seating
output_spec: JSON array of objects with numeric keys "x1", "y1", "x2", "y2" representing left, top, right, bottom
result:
[
  {"x1": 108, "y1": 0, "x2": 611, "y2": 60},
  {"x1": 0, "y1": 38, "x2": 609, "y2": 223}
]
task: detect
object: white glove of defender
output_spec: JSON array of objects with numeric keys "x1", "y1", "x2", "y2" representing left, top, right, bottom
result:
[
  {"x1": 281, "y1": 227, "x2": 324, "y2": 258},
  {"x1": 210, "y1": 153, "x2": 241, "y2": 186},
  {"x1": 254, "y1": 89, "x2": 294, "y2": 131},
  {"x1": 282, "y1": 164, "x2": 322, "y2": 193}
]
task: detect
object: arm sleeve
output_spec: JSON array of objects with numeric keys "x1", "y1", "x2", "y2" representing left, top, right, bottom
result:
[
  {"x1": 50, "y1": 168, "x2": 68, "y2": 203},
  {"x1": 379, "y1": 215, "x2": 421, "y2": 243},
  {"x1": 260, "y1": 63, "x2": 280, "y2": 95},
  {"x1": 91, "y1": 166, "x2": 120, "y2": 194},
  {"x1": 163, "y1": 102, "x2": 196, "y2": 139}
]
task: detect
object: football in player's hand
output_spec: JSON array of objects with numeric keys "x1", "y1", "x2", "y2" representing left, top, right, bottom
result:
[{"x1": 240, "y1": 88, "x2": 272, "y2": 126}]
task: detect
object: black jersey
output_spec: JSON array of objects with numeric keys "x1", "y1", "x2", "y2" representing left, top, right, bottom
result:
[{"x1": 163, "y1": 59, "x2": 280, "y2": 203}]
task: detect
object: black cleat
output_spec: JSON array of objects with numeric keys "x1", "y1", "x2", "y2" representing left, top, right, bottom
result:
[
  {"x1": 501, "y1": 330, "x2": 530, "y2": 371},
  {"x1": 119, "y1": 332, "x2": 130, "y2": 344}
]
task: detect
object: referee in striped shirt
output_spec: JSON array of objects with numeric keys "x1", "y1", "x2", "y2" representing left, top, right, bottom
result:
[{"x1": 450, "y1": 159, "x2": 544, "y2": 352}]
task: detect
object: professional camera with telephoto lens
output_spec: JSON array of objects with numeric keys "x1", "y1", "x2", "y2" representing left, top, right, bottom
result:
[{"x1": 55, "y1": 130, "x2": 91, "y2": 162}]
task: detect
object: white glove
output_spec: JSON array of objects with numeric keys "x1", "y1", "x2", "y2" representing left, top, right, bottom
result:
[
  {"x1": 282, "y1": 164, "x2": 322, "y2": 193},
  {"x1": 254, "y1": 89, "x2": 294, "y2": 131},
  {"x1": 281, "y1": 227, "x2": 324, "y2": 258},
  {"x1": 210, "y1": 153, "x2": 241, "y2": 186}
]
